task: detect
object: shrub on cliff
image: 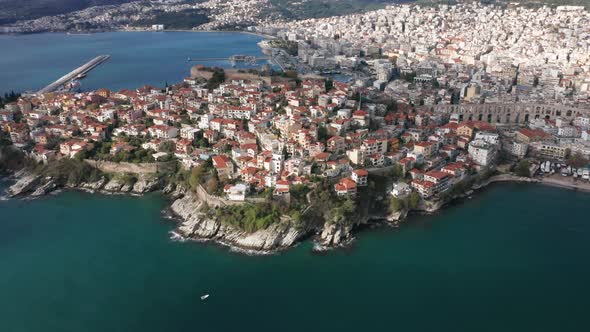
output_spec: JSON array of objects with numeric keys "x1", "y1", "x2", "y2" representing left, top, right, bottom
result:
[
  {"x1": 389, "y1": 197, "x2": 404, "y2": 212},
  {"x1": 0, "y1": 145, "x2": 26, "y2": 173},
  {"x1": 41, "y1": 158, "x2": 103, "y2": 186},
  {"x1": 114, "y1": 173, "x2": 137, "y2": 186},
  {"x1": 326, "y1": 197, "x2": 357, "y2": 225},
  {"x1": 188, "y1": 163, "x2": 206, "y2": 190},
  {"x1": 215, "y1": 202, "x2": 281, "y2": 233},
  {"x1": 407, "y1": 192, "x2": 421, "y2": 210}
]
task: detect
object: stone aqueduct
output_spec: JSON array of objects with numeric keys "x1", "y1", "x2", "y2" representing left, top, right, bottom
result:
[{"x1": 432, "y1": 103, "x2": 590, "y2": 125}]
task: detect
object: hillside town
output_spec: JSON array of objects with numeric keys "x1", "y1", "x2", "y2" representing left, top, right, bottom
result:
[
  {"x1": 2, "y1": 3, "x2": 590, "y2": 244},
  {"x1": 2, "y1": 57, "x2": 590, "y2": 206}
]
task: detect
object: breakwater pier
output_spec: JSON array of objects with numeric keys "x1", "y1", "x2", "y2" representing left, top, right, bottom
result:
[{"x1": 37, "y1": 55, "x2": 110, "y2": 94}]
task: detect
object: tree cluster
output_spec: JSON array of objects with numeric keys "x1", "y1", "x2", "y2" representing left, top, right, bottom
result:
[
  {"x1": 566, "y1": 151, "x2": 589, "y2": 169},
  {"x1": 0, "y1": 91, "x2": 21, "y2": 108},
  {"x1": 206, "y1": 68, "x2": 226, "y2": 90},
  {"x1": 514, "y1": 160, "x2": 531, "y2": 177},
  {"x1": 215, "y1": 202, "x2": 281, "y2": 233}
]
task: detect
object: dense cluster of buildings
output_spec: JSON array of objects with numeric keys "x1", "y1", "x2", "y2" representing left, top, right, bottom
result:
[
  {"x1": 1, "y1": 0, "x2": 279, "y2": 33},
  {"x1": 259, "y1": 3, "x2": 590, "y2": 108},
  {"x1": 3, "y1": 64, "x2": 590, "y2": 203},
  {"x1": 3, "y1": 3, "x2": 590, "y2": 203}
]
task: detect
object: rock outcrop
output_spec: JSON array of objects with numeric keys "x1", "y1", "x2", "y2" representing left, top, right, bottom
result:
[
  {"x1": 386, "y1": 208, "x2": 408, "y2": 223},
  {"x1": 319, "y1": 222, "x2": 353, "y2": 247},
  {"x1": 162, "y1": 183, "x2": 176, "y2": 194},
  {"x1": 170, "y1": 193, "x2": 305, "y2": 253},
  {"x1": 103, "y1": 178, "x2": 124, "y2": 192},
  {"x1": 132, "y1": 175, "x2": 161, "y2": 193},
  {"x1": 6, "y1": 171, "x2": 40, "y2": 197},
  {"x1": 78, "y1": 177, "x2": 108, "y2": 191},
  {"x1": 30, "y1": 180, "x2": 57, "y2": 197}
]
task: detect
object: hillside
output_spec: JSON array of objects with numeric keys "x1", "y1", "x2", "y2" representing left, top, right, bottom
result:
[
  {"x1": 0, "y1": 0, "x2": 133, "y2": 25},
  {"x1": 1, "y1": 0, "x2": 589, "y2": 27}
]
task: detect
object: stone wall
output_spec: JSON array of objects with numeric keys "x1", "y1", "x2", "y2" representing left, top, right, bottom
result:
[
  {"x1": 432, "y1": 103, "x2": 590, "y2": 124},
  {"x1": 84, "y1": 160, "x2": 176, "y2": 175}
]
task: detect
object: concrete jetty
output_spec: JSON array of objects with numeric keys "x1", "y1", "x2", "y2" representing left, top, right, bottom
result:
[{"x1": 37, "y1": 55, "x2": 110, "y2": 94}]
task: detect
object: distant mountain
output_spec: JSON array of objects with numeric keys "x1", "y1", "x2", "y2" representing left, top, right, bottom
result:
[
  {"x1": 2, "y1": 0, "x2": 588, "y2": 26},
  {"x1": 0, "y1": 0, "x2": 399, "y2": 26},
  {"x1": 0, "y1": 0, "x2": 134, "y2": 25},
  {"x1": 269, "y1": 0, "x2": 396, "y2": 20}
]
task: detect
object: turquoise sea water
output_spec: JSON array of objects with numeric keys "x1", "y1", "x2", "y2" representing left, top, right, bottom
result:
[
  {"x1": 1, "y1": 183, "x2": 589, "y2": 332},
  {"x1": 0, "y1": 31, "x2": 265, "y2": 95}
]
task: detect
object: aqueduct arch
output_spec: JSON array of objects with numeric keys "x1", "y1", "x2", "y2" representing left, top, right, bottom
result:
[{"x1": 433, "y1": 103, "x2": 589, "y2": 125}]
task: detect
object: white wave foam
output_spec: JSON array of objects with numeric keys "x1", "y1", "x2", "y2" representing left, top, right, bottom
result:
[{"x1": 169, "y1": 231, "x2": 188, "y2": 242}]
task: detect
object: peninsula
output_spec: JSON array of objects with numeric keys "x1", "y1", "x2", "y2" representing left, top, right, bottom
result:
[{"x1": 2, "y1": 2, "x2": 590, "y2": 253}]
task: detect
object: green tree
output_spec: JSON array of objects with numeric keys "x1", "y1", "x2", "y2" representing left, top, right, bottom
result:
[
  {"x1": 291, "y1": 210, "x2": 302, "y2": 223},
  {"x1": 317, "y1": 125, "x2": 329, "y2": 143},
  {"x1": 407, "y1": 192, "x2": 421, "y2": 209},
  {"x1": 159, "y1": 141, "x2": 175, "y2": 153},
  {"x1": 205, "y1": 176, "x2": 219, "y2": 194},
  {"x1": 389, "y1": 197, "x2": 404, "y2": 212},
  {"x1": 188, "y1": 164, "x2": 205, "y2": 190},
  {"x1": 0, "y1": 90, "x2": 21, "y2": 108},
  {"x1": 566, "y1": 151, "x2": 589, "y2": 169},
  {"x1": 206, "y1": 68, "x2": 226, "y2": 90},
  {"x1": 391, "y1": 164, "x2": 404, "y2": 179},
  {"x1": 514, "y1": 160, "x2": 531, "y2": 177},
  {"x1": 325, "y1": 79, "x2": 334, "y2": 91}
]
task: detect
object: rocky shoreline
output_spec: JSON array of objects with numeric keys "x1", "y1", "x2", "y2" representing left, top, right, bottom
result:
[
  {"x1": 2, "y1": 168, "x2": 385, "y2": 254},
  {"x1": 168, "y1": 193, "x2": 306, "y2": 254},
  {"x1": 0, "y1": 170, "x2": 557, "y2": 255},
  {"x1": 4, "y1": 170, "x2": 162, "y2": 198}
]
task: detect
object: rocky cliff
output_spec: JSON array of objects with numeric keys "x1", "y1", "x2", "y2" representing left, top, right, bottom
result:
[
  {"x1": 170, "y1": 193, "x2": 306, "y2": 253},
  {"x1": 318, "y1": 222, "x2": 354, "y2": 247},
  {"x1": 4, "y1": 170, "x2": 398, "y2": 253},
  {"x1": 5, "y1": 171, "x2": 162, "y2": 198},
  {"x1": 6, "y1": 170, "x2": 41, "y2": 197}
]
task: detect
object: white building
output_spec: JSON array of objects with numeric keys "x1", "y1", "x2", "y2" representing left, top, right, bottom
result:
[
  {"x1": 468, "y1": 139, "x2": 497, "y2": 166},
  {"x1": 148, "y1": 125, "x2": 178, "y2": 139},
  {"x1": 474, "y1": 132, "x2": 500, "y2": 145},
  {"x1": 390, "y1": 182, "x2": 411, "y2": 198},
  {"x1": 224, "y1": 183, "x2": 247, "y2": 201},
  {"x1": 557, "y1": 126, "x2": 579, "y2": 138},
  {"x1": 537, "y1": 143, "x2": 567, "y2": 160},
  {"x1": 271, "y1": 153, "x2": 283, "y2": 174},
  {"x1": 574, "y1": 116, "x2": 590, "y2": 128},
  {"x1": 511, "y1": 142, "x2": 528, "y2": 158}
]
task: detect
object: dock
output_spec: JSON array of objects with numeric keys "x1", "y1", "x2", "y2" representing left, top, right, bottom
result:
[{"x1": 37, "y1": 55, "x2": 111, "y2": 94}]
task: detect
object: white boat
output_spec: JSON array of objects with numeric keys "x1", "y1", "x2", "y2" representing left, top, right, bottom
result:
[{"x1": 201, "y1": 294, "x2": 210, "y2": 300}]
